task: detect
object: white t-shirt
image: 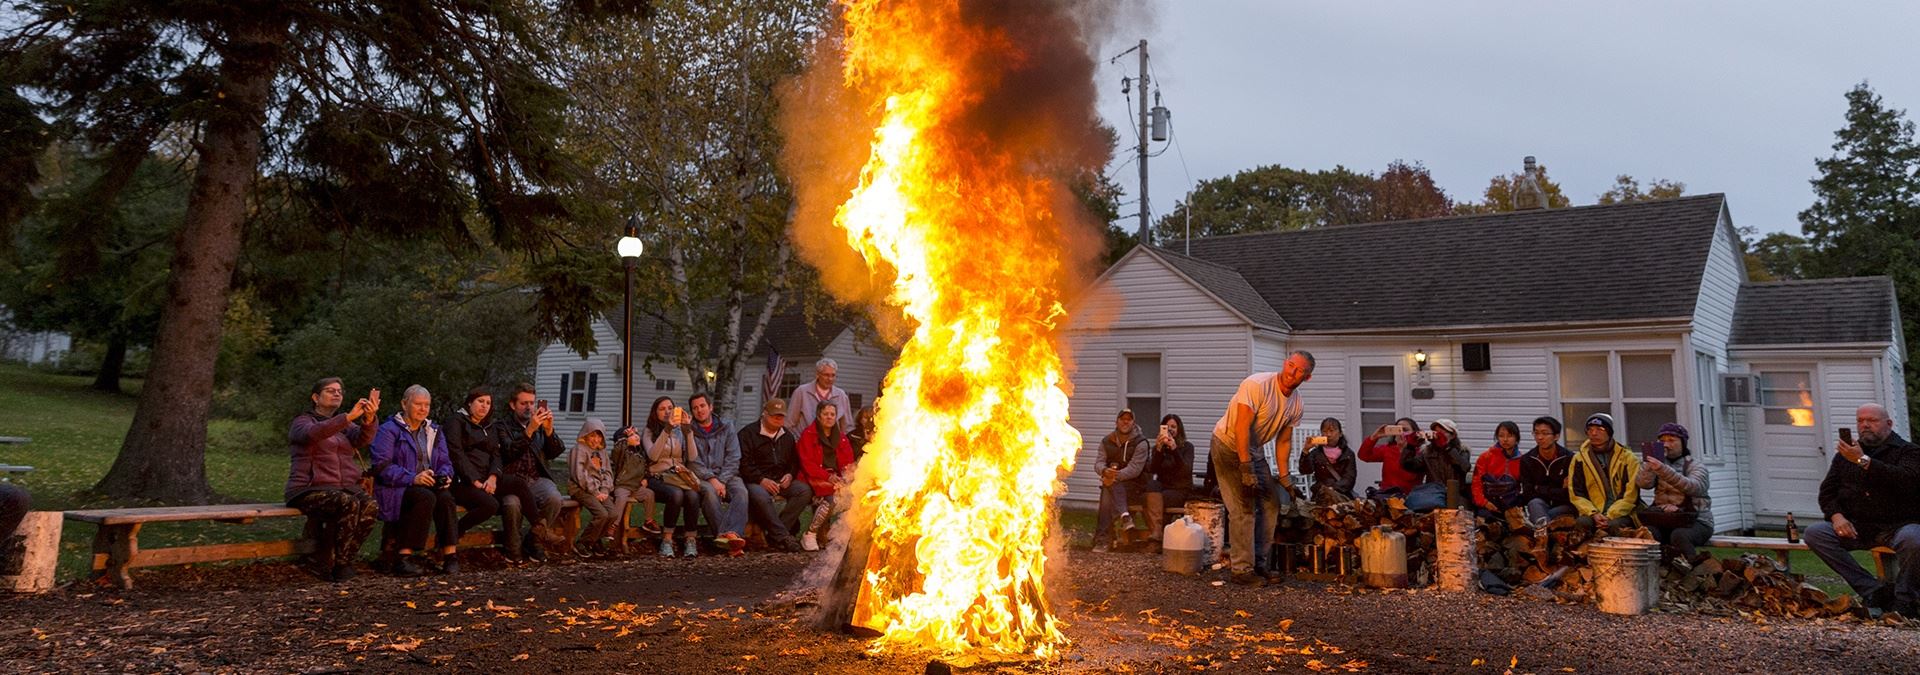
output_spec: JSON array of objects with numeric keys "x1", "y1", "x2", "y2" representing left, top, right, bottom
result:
[{"x1": 1211, "y1": 372, "x2": 1303, "y2": 457}]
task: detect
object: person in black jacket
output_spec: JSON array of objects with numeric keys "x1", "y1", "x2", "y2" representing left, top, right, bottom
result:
[
  {"x1": 496, "y1": 382, "x2": 568, "y2": 558},
  {"x1": 738, "y1": 399, "x2": 808, "y2": 552},
  {"x1": 1142, "y1": 413, "x2": 1197, "y2": 553},
  {"x1": 1298, "y1": 417, "x2": 1357, "y2": 504},
  {"x1": 1803, "y1": 403, "x2": 1920, "y2": 615},
  {"x1": 1399, "y1": 419, "x2": 1471, "y2": 512},
  {"x1": 1519, "y1": 416, "x2": 1575, "y2": 528},
  {"x1": 445, "y1": 387, "x2": 539, "y2": 562}
]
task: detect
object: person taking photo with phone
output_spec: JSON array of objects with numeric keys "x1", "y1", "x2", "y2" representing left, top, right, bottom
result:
[
  {"x1": 371, "y1": 385, "x2": 458, "y2": 576},
  {"x1": 1803, "y1": 403, "x2": 1920, "y2": 616},
  {"x1": 1398, "y1": 419, "x2": 1471, "y2": 512},
  {"x1": 1358, "y1": 417, "x2": 1422, "y2": 497},
  {"x1": 498, "y1": 382, "x2": 568, "y2": 559},
  {"x1": 1297, "y1": 417, "x2": 1356, "y2": 504},
  {"x1": 1635, "y1": 423, "x2": 1711, "y2": 566},
  {"x1": 644, "y1": 397, "x2": 704, "y2": 557},
  {"x1": 1142, "y1": 413, "x2": 1197, "y2": 554},
  {"x1": 285, "y1": 377, "x2": 381, "y2": 582}
]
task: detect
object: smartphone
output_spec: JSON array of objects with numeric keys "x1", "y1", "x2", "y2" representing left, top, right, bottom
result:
[
  {"x1": 1839, "y1": 427, "x2": 1854, "y2": 445},
  {"x1": 1641, "y1": 441, "x2": 1664, "y2": 463},
  {"x1": 1159, "y1": 424, "x2": 1169, "y2": 437},
  {"x1": 537, "y1": 399, "x2": 549, "y2": 411},
  {"x1": 1308, "y1": 435, "x2": 1329, "y2": 446}
]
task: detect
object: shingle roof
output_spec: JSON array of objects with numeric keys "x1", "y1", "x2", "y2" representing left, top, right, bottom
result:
[
  {"x1": 1149, "y1": 248, "x2": 1291, "y2": 331},
  {"x1": 1730, "y1": 277, "x2": 1898, "y2": 345},
  {"x1": 1172, "y1": 194, "x2": 1728, "y2": 331}
]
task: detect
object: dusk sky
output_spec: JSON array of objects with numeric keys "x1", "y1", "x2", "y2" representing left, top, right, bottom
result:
[{"x1": 1092, "y1": 1, "x2": 1920, "y2": 237}]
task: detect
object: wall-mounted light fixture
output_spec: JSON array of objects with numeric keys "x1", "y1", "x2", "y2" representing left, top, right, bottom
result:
[{"x1": 1414, "y1": 349, "x2": 1429, "y2": 371}]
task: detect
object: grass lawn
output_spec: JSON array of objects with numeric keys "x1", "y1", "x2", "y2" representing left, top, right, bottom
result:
[{"x1": 0, "y1": 363, "x2": 301, "y2": 582}]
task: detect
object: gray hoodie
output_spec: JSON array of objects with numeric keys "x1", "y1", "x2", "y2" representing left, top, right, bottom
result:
[{"x1": 570, "y1": 418, "x2": 614, "y2": 497}]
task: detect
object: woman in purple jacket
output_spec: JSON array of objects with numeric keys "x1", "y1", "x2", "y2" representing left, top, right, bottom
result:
[
  {"x1": 371, "y1": 385, "x2": 459, "y2": 576},
  {"x1": 286, "y1": 377, "x2": 381, "y2": 582}
]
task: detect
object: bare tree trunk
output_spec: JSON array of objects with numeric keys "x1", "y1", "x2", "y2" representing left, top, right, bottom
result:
[
  {"x1": 90, "y1": 334, "x2": 127, "y2": 394},
  {"x1": 92, "y1": 13, "x2": 289, "y2": 503}
]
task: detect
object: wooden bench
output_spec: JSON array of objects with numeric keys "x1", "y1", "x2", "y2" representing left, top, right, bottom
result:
[
  {"x1": 0, "y1": 436, "x2": 30, "y2": 445},
  {"x1": 1706, "y1": 535, "x2": 1897, "y2": 577},
  {"x1": 67, "y1": 498, "x2": 582, "y2": 589}
]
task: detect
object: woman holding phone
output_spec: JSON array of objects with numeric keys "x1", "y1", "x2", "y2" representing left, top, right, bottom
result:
[
  {"x1": 1297, "y1": 417, "x2": 1356, "y2": 503},
  {"x1": 1635, "y1": 423, "x2": 1712, "y2": 565},
  {"x1": 643, "y1": 396, "x2": 703, "y2": 557},
  {"x1": 1357, "y1": 416, "x2": 1422, "y2": 497}
]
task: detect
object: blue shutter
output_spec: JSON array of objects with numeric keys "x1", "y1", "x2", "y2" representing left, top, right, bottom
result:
[
  {"x1": 586, "y1": 373, "x2": 599, "y2": 411},
  {"x1": 558, "y1": 373, "x2": 570, "y2": 412}
]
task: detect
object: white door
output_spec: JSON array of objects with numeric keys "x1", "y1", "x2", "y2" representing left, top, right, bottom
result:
[{"x1": 1750, "y1": 367, "x2": 1825, "y2": 517}]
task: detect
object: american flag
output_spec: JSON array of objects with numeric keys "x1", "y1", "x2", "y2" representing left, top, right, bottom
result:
[{"x1": 762, "y1": 347, "x2": 785, "y2": 406}]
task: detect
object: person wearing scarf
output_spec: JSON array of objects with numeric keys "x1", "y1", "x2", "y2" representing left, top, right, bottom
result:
[{"x1": 1472, "y1": 421, "x2": 1527, "y2": 519}]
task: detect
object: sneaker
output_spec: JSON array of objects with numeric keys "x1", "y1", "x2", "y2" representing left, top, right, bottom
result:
[
  {"x1": 658, "y1": 539, "x2": 676, "y2": 558},
  {"x1": 640, "y1": 519, "x2": 663, "y2": 536},
  {"x1": 801, "y1": 532, "x2": 820, "y2": 552},
  {"x1": 1091, "y1": 541, "x2": 1112, "y2": 553},
  {"x1": 723, "y1": 534, "x2": 747, "y2": 557},
  {"x1": 1229, "y1": 572, "x2": 1267, "y2": 587},
  {"x1": 682, "y1": 538, "x2": 699, "y2": 558},
  {"x1": 574, "y1": 541, "x2": 597, "y2": 558},
  {"x1": 330, "y1": 563, "x2": 357, "y2": 582}
]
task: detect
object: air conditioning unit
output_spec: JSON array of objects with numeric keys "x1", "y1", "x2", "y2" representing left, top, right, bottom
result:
[{"x1": 1721, "y1": 373, "x2": 1759, "y2": 407}]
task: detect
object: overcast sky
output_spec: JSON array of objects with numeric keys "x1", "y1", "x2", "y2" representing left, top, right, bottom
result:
[{"x1": 1092, "y1": 1, "x2": 1920, "y2": 236}]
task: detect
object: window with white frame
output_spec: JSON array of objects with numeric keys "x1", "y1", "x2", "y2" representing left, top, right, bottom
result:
[
  {"x1": 558, "y1": 370, "x2": 597, "y2": 412},
  {"x1": 1556, "y1": 351, "x2": 1678, "y2": 447},
  {"x1": 1758, "y1": 370, "x2": 1816, "y2": 427},
  {"x1": 1124, "y1": 355, "x2": 1162, "y2": 428},
  {"x1": 1357, "y1": 365, "x2": 1399, "y2": 435},
  {"x1": 1694, "y1": 352, "x2": 1721, "y2": 458}
]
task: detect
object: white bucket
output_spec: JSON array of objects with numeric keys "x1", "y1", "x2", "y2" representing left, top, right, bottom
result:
[
  {"x1": 1162, "y1": 517, "x2": 1208, "y2": 575},
  {"x1": 1433, "y1": 508, "x2": 1478, "y2": 592},
  {"x1": 1587, "y1": 537, "x2": 1663, "y2": 615},
  {"x1": 1184, "y1": 500, "x2": 1228, "y2": 566}
]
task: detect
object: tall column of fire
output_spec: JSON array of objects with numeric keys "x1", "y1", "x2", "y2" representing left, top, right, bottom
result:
[{"x1": 778, "y1": 0, "x2": 1114, "y2": 660}]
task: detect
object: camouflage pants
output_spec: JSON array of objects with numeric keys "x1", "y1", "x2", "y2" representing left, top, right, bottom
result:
[{"x1": 291, "y1": 489, "x2": 378, "y2": 566}]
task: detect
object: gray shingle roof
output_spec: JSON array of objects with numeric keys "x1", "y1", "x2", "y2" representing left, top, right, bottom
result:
[
  {"x1": 1730, "y1": 277, "x2": 1897, "y2": 345},
  {"x1": 1172, "y1": 194, "x2": 1728, "y2": 331},
  {"x1": 609, "y1": 301, "x2": 850, "y2": 360},
  {"x1": 1149, "y1": 248, "x2": 1291, "y2": 331}
]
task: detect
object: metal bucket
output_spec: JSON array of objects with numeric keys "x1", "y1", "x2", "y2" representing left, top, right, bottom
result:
[{"x1": 1588, "y1": 537, "x2": 1664, "y2": 615}]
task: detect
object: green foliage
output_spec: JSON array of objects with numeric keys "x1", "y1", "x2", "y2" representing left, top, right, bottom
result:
[
  {"x1": 1154, "y1": 161, "x2": 1447, "y2": 240},
  {"x1": 1595, "y1": 174, "x2": 1687, "y2": 205},
  {"x1": 1794, "y1": 82, "x2": 1920, "y2": 423},
  {"x1": 1738, "y1": 226, "x2": 1810, "y2": 282}
]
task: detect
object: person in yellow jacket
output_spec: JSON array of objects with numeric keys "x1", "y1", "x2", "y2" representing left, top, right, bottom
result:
[{"x1": 1568, "y1": 413, "x2": 1640, "y2": 532}]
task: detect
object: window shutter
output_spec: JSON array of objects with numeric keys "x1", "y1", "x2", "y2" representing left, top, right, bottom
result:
[
  {"x1": 586, "y1": 373, "x2": 599, "y2": 411},
  {"x1": 558, "y1": 373, "x2": 570, "y2": 412}
]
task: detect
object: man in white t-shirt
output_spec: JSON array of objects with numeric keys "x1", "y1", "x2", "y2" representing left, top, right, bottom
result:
[{"x1": 1210, "y1": 350, "x2": 1314, "y2": 585}]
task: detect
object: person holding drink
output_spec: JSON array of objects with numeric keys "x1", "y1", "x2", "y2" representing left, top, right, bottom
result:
[{"x1": 1091, "y1": 408, "x2": 1149, "y2": 553}]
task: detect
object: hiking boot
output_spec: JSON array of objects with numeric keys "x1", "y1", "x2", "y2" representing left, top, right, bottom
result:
[
  {"x1": 1869, "y1": 585, "x2": 1897, "y2": 611},
  {"x1": 775, "y1": 536, "x2": 805, "y2": 553},
  {"x1": 330, "y1": 563, "x2": 357, "y2": 582},
  {"x1": 801, "y1": 532, "x2": 820, "y2": 552},
  {"x1": 439, "y1": 557, "x2": 460, "y2": 575},
  {"x1": 1229, "y1": 572, "x2": 1267, "y2": 587},
  {"x1": 298, "y1": 555, "x2": 333, "y2": 581}
]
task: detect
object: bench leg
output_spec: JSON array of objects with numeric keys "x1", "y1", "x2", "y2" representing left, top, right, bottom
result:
[{"x1": 91, "y1": 523, "x2": 140, "y2": 590}]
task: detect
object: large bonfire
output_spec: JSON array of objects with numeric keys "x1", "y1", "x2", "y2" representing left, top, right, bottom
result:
[{"x1": 779, "y1": 0, "x2": 1115, "y2": 660}]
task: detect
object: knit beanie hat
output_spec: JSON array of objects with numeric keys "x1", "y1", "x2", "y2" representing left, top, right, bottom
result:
[
  {"x1": 1656, "y1": 422, "x2": 1689, "y2": 441},
  {"x1": 1584, "y1": 413, "x2": 1615, "y2": 437}
]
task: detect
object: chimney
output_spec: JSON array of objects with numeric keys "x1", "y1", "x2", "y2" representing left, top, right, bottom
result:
[{"x1": 1515, "y1": 156, "x2": 1550, "y2": 210}]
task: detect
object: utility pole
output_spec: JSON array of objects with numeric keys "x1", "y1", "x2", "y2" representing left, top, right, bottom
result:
[{"x1": 1135, "y1": 39, "x2": 1151, "y2": 245}]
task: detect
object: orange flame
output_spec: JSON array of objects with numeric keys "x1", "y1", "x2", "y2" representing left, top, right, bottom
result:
[{"x1": 781, "y1": 0, "x2": 1110, "y2": 660}]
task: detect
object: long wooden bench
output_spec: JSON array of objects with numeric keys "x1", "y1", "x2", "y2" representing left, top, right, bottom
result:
[
  {"x1": 1706, "y1": 535, "x2": 1897, "y2": 577},
  {"x1": 67, "y1": 499, "x2": 583, "y2": 589}
]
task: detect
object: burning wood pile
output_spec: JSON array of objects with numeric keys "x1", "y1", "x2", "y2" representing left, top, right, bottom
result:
[{"x1": 1298, "y1": 498, "x2": 1859, "y2": 619}]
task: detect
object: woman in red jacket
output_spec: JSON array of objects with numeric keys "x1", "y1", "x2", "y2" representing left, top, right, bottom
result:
[
  {"x1": 795, "y1": 402, "x2": 856, "y2": 551},
  {"x1": 1471, "y1": 421, "x2": 1526, "y2": 519},
  {"x1": 1357, "y1": 417, "x2": 1422, "y2": 497}
]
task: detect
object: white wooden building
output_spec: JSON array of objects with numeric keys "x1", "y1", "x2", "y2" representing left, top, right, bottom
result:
[
  {"x1": 1064, "y1": 195, "x2": 1906, "y2": 532},
  {"x1": 533, "y1": 307, "x2": 896, "y2": 444}
]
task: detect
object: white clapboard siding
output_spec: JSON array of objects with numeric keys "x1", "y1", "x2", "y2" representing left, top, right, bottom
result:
[
  {"x1": 1887, "y1": 345, "x2": 1911, "y2": 436},
  {"x1": 1063, "y1": 325, "x2": 1253, "y2": 506},
  {"x1": 1070, "y1": 251, "x2": 1251, "y2": 332},
  {"x1": 1822, "y1": 358, "x2": 1881, "y2": 437},
  {"x1": 1691, "y1": 211, "x2": 1753, "y2": 530},
  {"x1": 535, "y1": 319, "x2": 626, "y2": 443},
  {"x1": 1691, "y1": 209, "x2": 1744, "y2": 360}
]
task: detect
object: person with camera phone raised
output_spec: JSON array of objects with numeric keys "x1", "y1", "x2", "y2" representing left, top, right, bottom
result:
[
  {"x1": 643, "y1": 397, "x2": 704, "y2": 558},
  {"x1": 1803, "y1": 403, "x2": 1920, "y2": 616},
  {"x1": 1634, "y1": 423, "x2": 1711, "y2": 567},
  {"x1": 1358, "y1": 417, "x2": 1422, "y2": 498},
  {"x1": 371, "y1": 385, "x2": 459, "y2": 576}
]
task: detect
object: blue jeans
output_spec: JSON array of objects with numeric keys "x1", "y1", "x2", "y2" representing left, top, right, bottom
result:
[
  {"x1": 699, "y1": 476, "x2": 750, "y2": 536},
  {"x1": 1211, "y1": 441, "x2": 1281, "y2": 575},
  {"x1": 746, "y1": 480, "x2": 814, "y2": 541},
  {"x1": 1094, "y1": 479, "x2": 1145, "y2": 544},
  {"x1": 1803, "y1": 521, "x2": 1920, "y2": 605},
  {"x1": 1404, "y1": 482, "x2": 1448, "y2": 512},
  {"x1": 648, "y1": 478, "x2": 701, "y2": 533}
]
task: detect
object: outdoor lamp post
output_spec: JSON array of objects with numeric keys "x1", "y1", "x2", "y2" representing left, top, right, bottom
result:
[{"x1": 617, "y1": 218, "x2": 645, "y2": 429}]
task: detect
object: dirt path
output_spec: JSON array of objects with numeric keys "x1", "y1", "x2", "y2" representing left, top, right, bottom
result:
[{"x1": 2, "y1": 550, "x2": 1913, "y2": 673}]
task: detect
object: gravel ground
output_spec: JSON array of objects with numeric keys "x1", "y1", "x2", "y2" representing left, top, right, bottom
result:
[{"x1": 2, "y1": 547, "x2": 1914, "y2": 674}]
